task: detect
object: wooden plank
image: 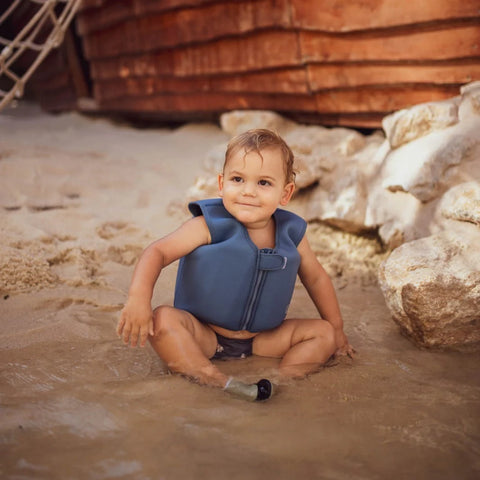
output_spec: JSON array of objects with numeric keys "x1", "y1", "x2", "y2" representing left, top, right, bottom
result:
[
  {"x1": 78, "y1": 0, "x2": 480, "y2": 35},
  {"x1": 29, "y1": 56, "x2": 80, "y2": 111},
  {"x1": 29, "y1": 50, "x2": 68, "y2": 81},
  {"x1": 77, "y1": 0, "x2": 134, "y2": 31},
  {"x1": 31, "y1": 70, "x2": 72, "y2": 92},
  {"x1": 80, "y1": 0, "x2": 291, "y2": 59},
  {"x1": 97, "y1": 92, "x2": 319, "y2": 113},
  {"x1": 307, "y1": 61, "x2": 480, "y2": 89},
  {"x1": 77, "y1": 0, "x2": 288, "y2": 36},
  {"x1": 300, "y1": 24, "x2": 480, "y2": 62},
  {"x1": 92, "y1": 63, "x2": 473, "y2": 105},
  {"x1": 89, "y1": 31, "x2": 301, "y2": 80},
  {"x1": 314, "y1": 86, "x2": 461, "y2": 113},
  {"x1": 291, "y1": 0, "x2": 480, "y2": 32},
  {"x1": 32, "y1": 86, "x2": 78, "y2": 112},
  {"x1": 95, "y1": 85, "x2": 460, "y2": 115},
  {"x1": 79, "y1": 0, "x2": 216, "y2": 15},
  {"x1": 63, "y1": 29, "x2": 90, "y2": 99},
  {"x1": 292, "y1": 113, "x2": 386, "y2": 129},
  {"x1": 93, "y1": 68, "x2": 309, "y2": 101}
]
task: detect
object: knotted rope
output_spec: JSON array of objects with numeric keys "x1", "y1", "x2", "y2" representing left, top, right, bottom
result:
[{"x1": 0, "y1": 0, "x2": 81, "y2": 112}]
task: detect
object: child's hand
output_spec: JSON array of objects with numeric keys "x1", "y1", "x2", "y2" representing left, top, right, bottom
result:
[
  {"x1": 117, "y1": 298, "x2": 154, "y2": 347},
  {"x1": 334, "y1": 329, "x2": 356, "y2": 358}
]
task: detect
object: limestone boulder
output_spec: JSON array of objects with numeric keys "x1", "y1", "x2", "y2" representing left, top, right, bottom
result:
[
  {"x1": 438, "y1": 181, "x2": 480, "y2": 226},
  {"x1": 304, "y1": 167, "x2": 368, "y2": 233},
  {"x1": 185, "y1": 175, "x2": 219, "y2": 204},
  {"x1": 378, "y1": 226, "x2": 480, "y2": 350},
  {"x1": 284, "y1": 125, "x2": 337, "y2": 189},
  {"x1": 365, "y1": 83, "x2": 480, "y2": 247},
  {"x1": 365, "y1": 187, "x2": 428, "y2": 249},
  {"x1": 458, "y1": 81, "x2": 480, "y2": 122},
  {"x1": 382, "y1": 97, "x2": 459, "y2": 149},
  {"x1": 220, "y1": 110, "x2": 296, "y2": 137},
  {"x1": 379, "y1": 118, "x2": 480, "y2": 203},
  {"x1": 203, "y1": 142, "x2": 227, "y2": 174},
  {"x1": 298, "y1": 131, "x2": 385, "y2": 231},
  {"x1": 286, "y1": 125, "x2": 371, "y2": 189}
]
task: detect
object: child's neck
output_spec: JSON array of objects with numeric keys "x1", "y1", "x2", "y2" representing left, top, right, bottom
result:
[{"x1": 246, "y1": 217, "x2": 275, "y2": 249}]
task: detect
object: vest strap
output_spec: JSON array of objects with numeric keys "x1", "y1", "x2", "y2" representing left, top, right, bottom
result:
[{"x1": 258, "y1": 251, "x2": 287, "y2": 271}]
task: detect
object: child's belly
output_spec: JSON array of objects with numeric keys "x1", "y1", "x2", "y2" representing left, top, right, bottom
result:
[{"x1": 209, "y1": 323, "x2": 258, "y2": 340}]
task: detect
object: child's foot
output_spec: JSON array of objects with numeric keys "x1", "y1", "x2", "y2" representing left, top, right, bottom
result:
[{"x1": 223, "y1": 377, "x2": 274, "y2": 401}]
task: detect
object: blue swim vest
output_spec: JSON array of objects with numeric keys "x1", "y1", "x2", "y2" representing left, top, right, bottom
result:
[{"x1": 173, "y1": 198, "x2": 307, "y2": 332}]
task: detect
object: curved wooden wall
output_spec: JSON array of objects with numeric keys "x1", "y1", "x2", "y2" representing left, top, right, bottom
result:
[{"x1": 40, "y1": 0, "x2": 480, "y2": 127}]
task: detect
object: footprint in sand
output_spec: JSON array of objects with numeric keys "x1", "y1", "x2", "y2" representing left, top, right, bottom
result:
[
  {"x1": 96, "y1": 221, "x2": 134, "y2": 240},
  {"x1": 96, "y1": 221, "x2": 146, "y2": 266}
]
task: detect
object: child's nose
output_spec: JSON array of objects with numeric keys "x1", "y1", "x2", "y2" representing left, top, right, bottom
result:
[{"x1": 242, "y1": 182, "x2": 256, "y2": 196}]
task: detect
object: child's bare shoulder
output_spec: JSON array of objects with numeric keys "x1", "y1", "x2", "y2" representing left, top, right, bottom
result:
[
  {"x1": 152, "y1": 215, "x2": 211, "y2": 265},
  {"x1": 178, "y1": 214, "x2": 211, "y2": 245}
]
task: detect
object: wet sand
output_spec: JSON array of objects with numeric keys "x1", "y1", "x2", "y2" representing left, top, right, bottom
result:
[{"x1": 1, "y1": 104, "x2": 479, "y2": 480}]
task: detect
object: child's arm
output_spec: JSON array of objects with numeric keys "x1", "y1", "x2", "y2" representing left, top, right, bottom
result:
[
  {"x1": 297, "y1": 235, "x2": 355, "y2": 357},
  {"x1": 117, "y1": 216, "x2": 211, "y2": 347}
]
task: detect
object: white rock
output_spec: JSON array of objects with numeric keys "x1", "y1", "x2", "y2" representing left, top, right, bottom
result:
[
  {"x1": 380, "y1": 118, "x2": 480, "y2": 202},
  {"x1": 295, "y1": 131, "x2": 385, "y2": 231},
  {"x1": 185, "y1": 176, "x2": 219, "y2": 204},
  {"x1": 203, "y1": 143, "x2": 227, "y2": 174},
  {"x1": 459, "y1": 81, "x2": 480, "y2": 121},
  {"x1": 284, "y1": 125, "x2": 337, "y2": 189},
  {"x1": 219, "y1": 110, "x2": 296, "y2": 137},
  {"x1": 336, "y1": 129, "x2": 366, "y2": 156},
  {"x1": 378, "y1": 226, "x2": 480, "y2": 350},
  {"x1": 365, "y1": 187, "x2": 426, "y2": 248},
  {"x1": 439, "y1": 181, "x2": 480, "y2": 226},
  {"x1": 382, "y1": 98, "x2": 459, "y2": 148},
  {"x1": 304, "y1": 167, "x2": 368, "y2": 233}
]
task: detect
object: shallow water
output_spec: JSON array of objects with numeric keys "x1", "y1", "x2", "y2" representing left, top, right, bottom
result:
[{"x1": 1, "y1": 284, "x2": 479, "y2": 480}]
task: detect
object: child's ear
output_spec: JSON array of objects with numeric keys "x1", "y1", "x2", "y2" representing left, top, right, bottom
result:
[
  {"x1": 280, "y1": 182, "x2": 295, "y2": 206},
  {"x1": 217, "y1": 173, "x2": 224, "y2": 197}
]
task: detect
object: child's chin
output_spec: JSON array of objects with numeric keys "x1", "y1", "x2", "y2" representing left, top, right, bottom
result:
[{"x1": 235, "y1": 211, "x2": 260, "y2": 223}]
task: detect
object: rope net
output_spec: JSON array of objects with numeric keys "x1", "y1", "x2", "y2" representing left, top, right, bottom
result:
[{"x1": 0, "y1": 0, "x2": 81, "y2": 112}]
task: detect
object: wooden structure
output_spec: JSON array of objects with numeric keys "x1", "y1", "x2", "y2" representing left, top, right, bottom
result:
[{"x1": 29, "y1": 0, "x2": 480, "y2": 127}]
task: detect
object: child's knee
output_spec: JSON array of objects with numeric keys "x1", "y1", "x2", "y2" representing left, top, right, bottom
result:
[
  {"x1": 152, "y1": 305, "x2": 178, "y2": 336},
  {"x1": 152, "y1": 305, "x2": 195, "y2": 338}
]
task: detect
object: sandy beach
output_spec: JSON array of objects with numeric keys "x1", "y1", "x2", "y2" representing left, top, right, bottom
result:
[{"x1": 1, "y1": 103, "x2": 479, "y2": 480}]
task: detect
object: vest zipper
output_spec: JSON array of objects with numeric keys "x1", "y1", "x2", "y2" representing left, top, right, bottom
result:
[{"x1": 241, "y1": 269, "x2": 266, "y2": 331}]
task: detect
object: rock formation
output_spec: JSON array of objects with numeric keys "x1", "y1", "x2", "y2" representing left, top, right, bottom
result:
[{"x1": 376, "y1": 84, "x2": 480, "y2": 350}]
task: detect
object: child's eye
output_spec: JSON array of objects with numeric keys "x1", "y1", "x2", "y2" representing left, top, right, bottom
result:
[
  {"x1": 232, "y1": 176, "x2": 243, "y2": 183},
  {"x1": 258, "y1": 179, "x2": 271, "y2": 186}
]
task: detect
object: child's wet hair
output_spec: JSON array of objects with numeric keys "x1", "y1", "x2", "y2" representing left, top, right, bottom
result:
[{"x1": 224, "y1": 129, "x2": 296, "y2": 184}]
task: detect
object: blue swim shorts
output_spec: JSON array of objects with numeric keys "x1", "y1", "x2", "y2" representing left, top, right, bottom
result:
[{"x1": 212, "y1": 333, "x2": 253, "y2": 360}]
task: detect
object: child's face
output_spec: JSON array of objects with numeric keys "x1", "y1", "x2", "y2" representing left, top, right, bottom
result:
[{"x1": 218, "y1": 147, "x2": 295, "y2": 228}]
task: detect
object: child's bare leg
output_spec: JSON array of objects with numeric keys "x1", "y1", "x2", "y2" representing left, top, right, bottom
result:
[
  {"x1": 149, "y1": 305, "x2": 227, "y2": 388},
  {"x1": 149, "y1": 306, "x2": 274, "y2": 400},
  {"x1": 253, "y1": 318, "x2": 336, "y2": 379}
]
